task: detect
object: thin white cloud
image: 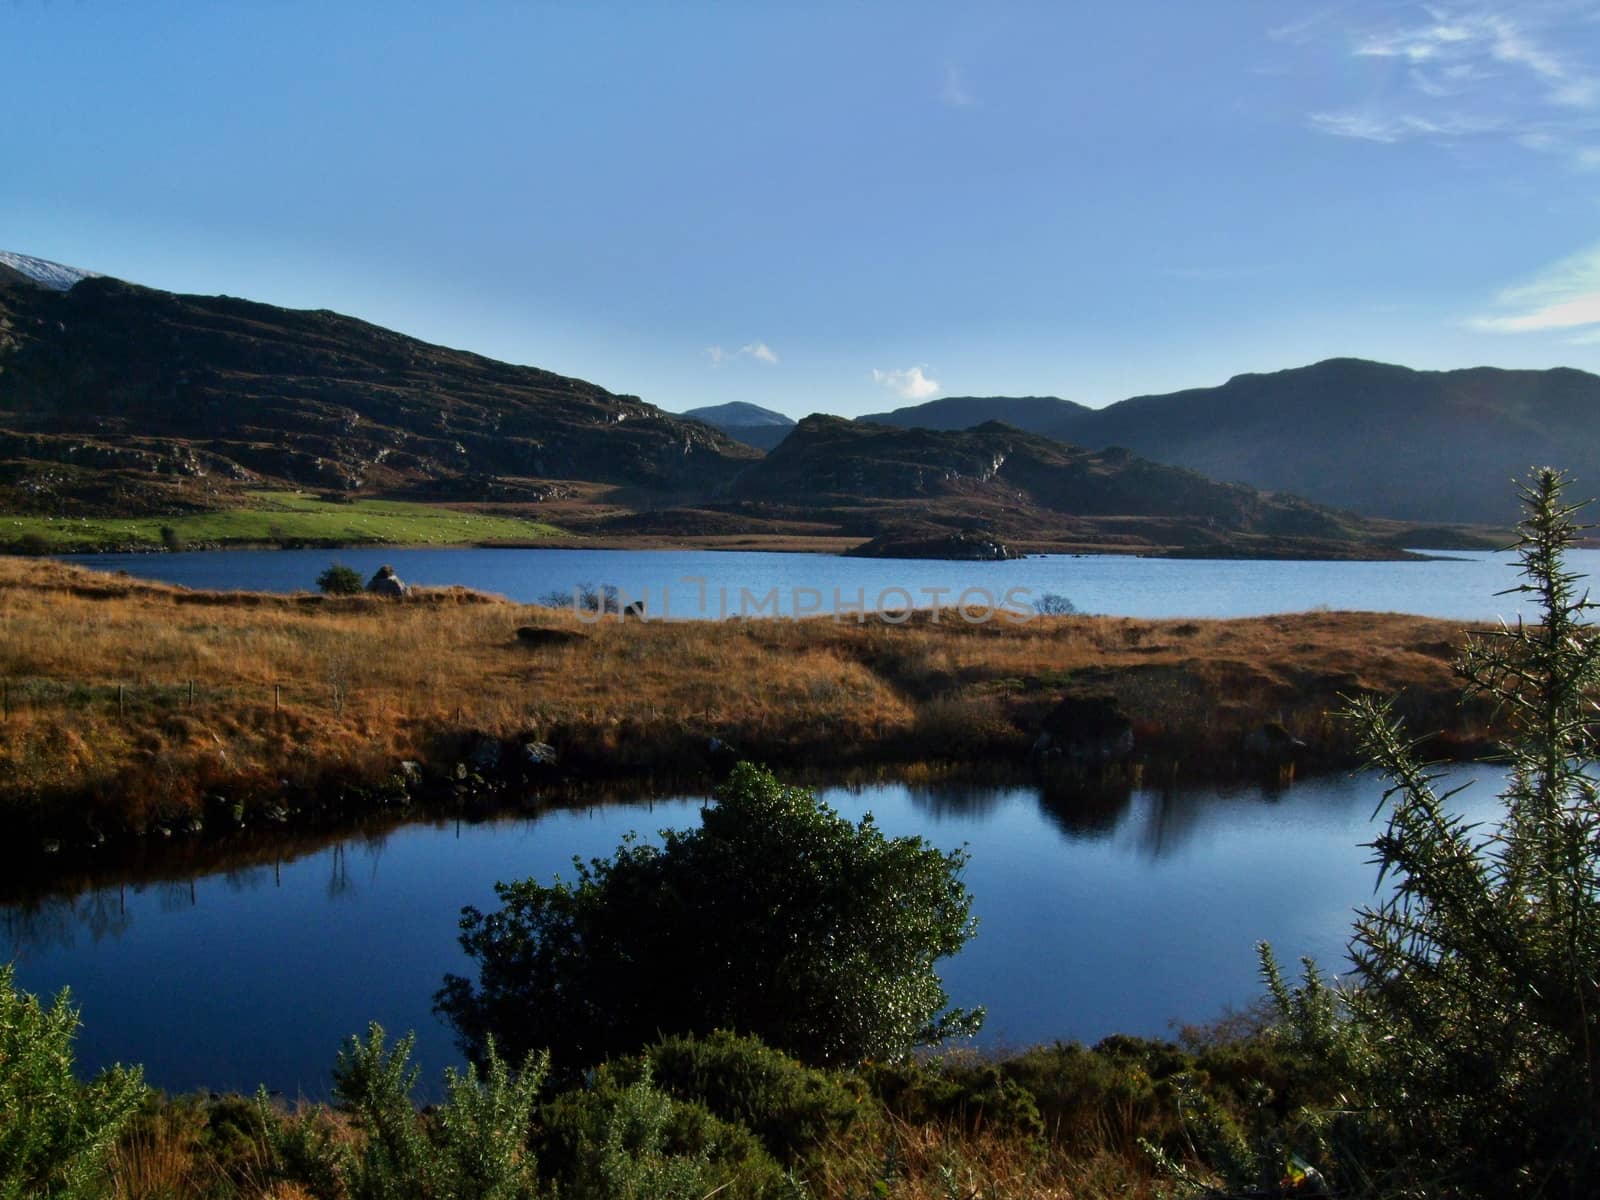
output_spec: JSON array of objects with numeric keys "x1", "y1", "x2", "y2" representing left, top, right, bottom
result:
[
  {"x1": 1308, "y1": 110, "x2": 1502, "y2": 142},
  {"x1": 942, "y1": 66, "x2": 975, "y2": 109},
  {"x1": 872, "y1": 366, "x2": 941, "y2": 400},
  {"x1": 1267, "y1": 8, "x2": 1341, "y2": 46},
  {"x1": 1469, "y1": 242, "x2": 1600, "y2": 338},
  {"x1": 705, "y1": 342, "x2": 778, "y2": 367},
  {"x1": 1297, "y1": 4, "x2": 1600, "y2": 167}
]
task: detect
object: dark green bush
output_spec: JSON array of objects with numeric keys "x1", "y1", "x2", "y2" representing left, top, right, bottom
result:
[
  {"x1": 159, "y1": 524, "x2": 186, "y2": 552},
  {"x1": 535, "y1": 1062, "x2": 785, "y2": 1200},
  {"x1": 316, "y1": 563, "x2": 364, "y2": 596},
  {"x1": 863, "y1": 1056, "x2": 1045, "y2": 1143},
  {"x1": 645, "y1": 1031, "x2": 872, "y2": 1165},
  {"x1": 437, "y1": 762, "x2": 982, "y2": 1073}
]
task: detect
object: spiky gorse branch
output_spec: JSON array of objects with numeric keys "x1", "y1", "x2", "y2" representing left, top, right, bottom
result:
[{"x1": 1342, "y1": 467, "x2": 1600, "y2": 1197}]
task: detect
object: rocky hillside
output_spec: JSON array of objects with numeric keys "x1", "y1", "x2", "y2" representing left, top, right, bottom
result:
[
  {"x1": 723, "y1": 415, "x2": 1392, "y2": 556},
  {"x1": 0, "y1": 264, "x2": 756, "y2": 515},
  {"x1": 861, "y1": 359, "x2": 1600, "y2": 525}
]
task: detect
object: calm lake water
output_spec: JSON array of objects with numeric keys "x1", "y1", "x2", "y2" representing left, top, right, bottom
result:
[
  {"x1": 65, "y1": 546, "x2": 1600, "y2": 620},
  {"x1": 4, "y1": 767, "x2": 1505, "y2": 1097}
]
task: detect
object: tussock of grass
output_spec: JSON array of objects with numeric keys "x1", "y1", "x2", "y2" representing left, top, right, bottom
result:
[
  {"x1": 0, "y1": 489, "x2": 565, "y2": 552},
  {"x1": 0, "y1": 556, "x2": 1486, "y2": 843}
]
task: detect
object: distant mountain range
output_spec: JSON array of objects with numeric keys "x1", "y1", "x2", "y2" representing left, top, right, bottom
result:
[
  {"x1": 680, "y1": 401, "x2": 795, "y2": 452},
  {"x1": 0, "y1": 250, "x2": 1540, "y2": 555},
  {"x1": 859, "y1": 359, "x2": 1600, "y2": 525},
  {"x1": 858, "y1": 394, "x2": 1090, "y2": 434}
]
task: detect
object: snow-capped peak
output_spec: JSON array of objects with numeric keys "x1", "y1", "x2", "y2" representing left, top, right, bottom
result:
[{"x1": 0, "y1": 250, "x2": 100, "y2": 291}]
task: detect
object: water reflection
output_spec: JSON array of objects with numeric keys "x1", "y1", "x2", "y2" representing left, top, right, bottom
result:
[
  {"x1": 0, "y1": 765, "x2": 1508, "y2": 1096},
  {"x1": 2, "y1": 770, "x2": 1384, "y2": 958}
]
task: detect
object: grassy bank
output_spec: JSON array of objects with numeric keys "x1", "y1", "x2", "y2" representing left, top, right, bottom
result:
[
  {"x1": 0, "y1": 555, "x2": 1489, "y2": 853},
  {"x1": 1, "y1": 490, "x2": 566, "y2": 553}
]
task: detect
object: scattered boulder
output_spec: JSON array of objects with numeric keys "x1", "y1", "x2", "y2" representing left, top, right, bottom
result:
[
  {"x1": 367, "y1": 564, "x2": 410, "y2": 598},
  {"x1": 1033, "y1": 694, "x2": 1134, "y2": 768},
  {"x1": 521, "y1": 741, "x2": 558, "y2": 770},
  {"x1": 516, "y1": 625, "x2": 588, "y2": 647},
  {"x1": 1243, "y1": 721, "x2": 1307, "y2": 762}
]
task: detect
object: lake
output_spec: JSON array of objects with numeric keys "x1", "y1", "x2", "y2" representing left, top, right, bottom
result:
[
  {"x1": 3, "y1": 766, "x2": 1506, "y2": 1097},
  {"x1": 64, "y1": 545, "x2": 1600, "y2": 621}
]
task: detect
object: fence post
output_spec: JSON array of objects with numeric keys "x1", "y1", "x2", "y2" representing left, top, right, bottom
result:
[
  {"x1": 188, "y1": 679, "x2": 195, "y2": 708},
  {"x1": 2, "y1": 681, "x2": 7, "y2": 720},
  {"x1": 117, "y1": 684, "x2": 124, "y2": 717},
  {"x1": 275, "y1": 684, "x2": 281, "y2": 713}
]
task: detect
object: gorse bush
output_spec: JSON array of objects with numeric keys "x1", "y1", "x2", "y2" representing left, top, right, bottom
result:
[
  {"x1": 0, "y1": 964, "x2": 146, "y2": 1200},
  {"x1": 645, "y1": 1031, "x2": 872, "y2": 1165},
  {"x1": 262, "y1": 1023, "x2": 547, "y2": 1200},
  {"x1": 1340, "y1": 467, "x2": 1600, "y2": 1197},
  {"x1": 535, "y1": 1062, "x2": 786, "y2": 1200},
  {"x1": 436, "y1": 762, "x2": 982, "y2": 1073},
  {"x1": 1163, "y1": 468, "x2": 1600, "y2": 1199}
]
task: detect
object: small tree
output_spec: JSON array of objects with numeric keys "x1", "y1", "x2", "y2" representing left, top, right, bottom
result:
[
  {"x1": 436, "y1": 763, "x2": 983, "y2": 1073},
  {"x1": 317, "y1": 563, "x2": 364, "y2": 596}
]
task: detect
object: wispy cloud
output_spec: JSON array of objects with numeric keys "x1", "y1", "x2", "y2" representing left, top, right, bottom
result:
[
  {"x1": 1297, "y1": 4, "x2": 1600, "y2": 166},
  {"x1": 705, "y1": 342, "x2": 779, "y2": 367},
  {"x1": 1308, "y1": 110, "x2": 1503, "y2": 141},
  {"x1": 942, "y1": 65, "x2": 975, "y2": 109},
  {"x1": 1267, "y1": 7, "x2": 1342, "y2": 46},
  {"x1": 871, "y1": 365, "x2": 940, "y2": 400},
  {"x1": 1469, "y1": 241, "x2": 1600, "y2": 341}
]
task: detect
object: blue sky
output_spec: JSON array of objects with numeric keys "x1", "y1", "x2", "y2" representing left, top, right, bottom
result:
[{"x1": 5, "y1": 1, "x2": 1600, "y2": 417}]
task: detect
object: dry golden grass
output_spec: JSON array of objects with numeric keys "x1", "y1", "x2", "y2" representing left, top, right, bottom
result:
[
  {"x1": 0, "y1": 556, "x2": 1487, "y2": 840},
  {"x1": 808, "y1": 1112, "x2": 1160, "y2": 1200}
]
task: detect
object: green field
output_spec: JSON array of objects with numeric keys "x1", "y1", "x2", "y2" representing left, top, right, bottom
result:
[{"x1": 1, "y1": 492, "x2": 566, "y2": 552}]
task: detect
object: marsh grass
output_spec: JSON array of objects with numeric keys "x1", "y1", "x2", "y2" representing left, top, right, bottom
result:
[{"x1": 0, "y1": 557, "x2": 1485, "y2": 840}]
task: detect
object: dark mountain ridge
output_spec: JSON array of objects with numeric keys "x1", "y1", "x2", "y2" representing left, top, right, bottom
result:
[
  {"x1": 0, "y1": 269, "x2": 756, "y2": 513},
  {"x1": 862, "y1": 358, "x2": 1600, "y2": 525},
  {"x1": 722, "y1": 414, "x2": 1388, "y2": 556}
]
